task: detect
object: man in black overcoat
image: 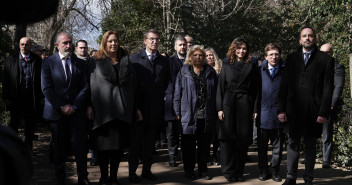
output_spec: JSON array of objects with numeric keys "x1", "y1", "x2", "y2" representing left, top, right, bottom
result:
[
  {"x1": 128, "y1": 29, "x2": 170, "y2": 182},
  {"x1": 2, "y1": 37, "x2": 43, "y2": 151},
  {"x1": 278, "y1": 27, "x2": 334, "y2": 185},
  {"x1": 164, "y1": 36, "x2": 187, "y2": 167}
]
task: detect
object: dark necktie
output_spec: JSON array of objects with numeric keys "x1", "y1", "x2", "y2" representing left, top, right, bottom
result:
[
  {"x1": 271, "y1": 68, "x2": 276, "y2": 78},
  {"x1": 304, "y1": 52, "x2": 310, "y2": 65},
  {"x1": 64, "y1": 58, "x2": 72, "y2": 85}
]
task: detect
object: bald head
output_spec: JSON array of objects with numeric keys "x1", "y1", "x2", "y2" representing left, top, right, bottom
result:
[
  {"x1": 19, "y1": 37, "x2": 32, "y2": 55},
  {"x1": 320, "y1": 43, "x2": 333, "y2": 56}
]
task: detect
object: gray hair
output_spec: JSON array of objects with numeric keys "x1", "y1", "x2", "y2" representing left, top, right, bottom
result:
[
  {"x1": 56, "y1": 31, "x2": 73, "y2": 44},
  {"x1": 174, "y1": 35, "x2": 187, "y2": 46}
]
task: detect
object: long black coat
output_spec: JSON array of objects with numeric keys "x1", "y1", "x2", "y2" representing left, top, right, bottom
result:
[
  {"x1": 130, "y1": 49, "x2": 170, "y2": 125},
  {"x1": 278, "y1": 47, "x2": 334, "y2": 138},
  {"x1": 216, "y1": 61, "x2": 258, "y2": 145},
  {"x1": 2, "y1": 52, "x2": 43, "y2": 115},
  {"x1": 164, "y1": 55, "x2": 184, "y2": 121}
]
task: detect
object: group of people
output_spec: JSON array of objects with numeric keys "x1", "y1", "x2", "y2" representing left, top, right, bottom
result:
[{"x1": 1, "y1": 26, "x2": 344, "y2": 185}]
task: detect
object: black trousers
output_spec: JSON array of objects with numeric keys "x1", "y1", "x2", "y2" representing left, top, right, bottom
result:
[
  {"x1": 220, "y1": 140, "x2": 247, "y2": 179},
  {"x1": 128, "y1": 121, "x2": 158, "y2": 173},
  {"x1": 286, "y1": 133, "x2": 317, "y2": 182},
  {"x1": 181, "y1": 119, "x2": 210, "y2": 173},
  {"x1": 257, "y1": 128, "x2": 284, "y2": 174},
  {"x1": 50, "y1": 115, "x2": 88, "y2": 181},
  {"x1": 97, "y1": 150, "x2": 123, "y2": 180},
  {"x1": 167, "y1": 120, "x2": 181, "y2": 162},
  {"x1": 322, "y1": 111, "x2": 336, "y2": 163}
]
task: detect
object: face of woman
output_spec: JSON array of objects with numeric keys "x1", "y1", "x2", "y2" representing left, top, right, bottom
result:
[
  {"x1": 106, "y1": 34, "x2": 119, "y2": 54},
  {"x1": 206, "y1": 50, "x2": 215, "y2": 67},
  {"x1": 235, "y1": 44, "x2": 247, "y2": 61},
  {"x1": 191, "y1": 50, "x2": 204, "y2": 67}
]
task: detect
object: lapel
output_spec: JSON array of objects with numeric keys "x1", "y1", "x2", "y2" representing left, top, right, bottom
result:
[
  {"x1": 141, "y1": 50, "x2": 153, "y2": 72},
  {"x1": 236, "y1": 62, "x2": 252, "y2": 88},
  {"x1": 300, "y1": 47, "x2": 316, "y2": 68}
]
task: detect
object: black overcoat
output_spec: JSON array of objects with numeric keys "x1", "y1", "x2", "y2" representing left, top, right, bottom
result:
[
  {"x1": 278, "y1": 47, "x2": 334, "y2": 138},
  {"x1": 216, "y1": 61, "x2": 258, "y2": 145}
]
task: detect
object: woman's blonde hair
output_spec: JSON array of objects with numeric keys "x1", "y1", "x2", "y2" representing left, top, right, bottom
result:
[
  {"x1": 184, "y1": 45, "x2": 206, "y2": 66},
  {"x1": 226, "y1": 38, "x2": 251, "y2": 64},
  {"x1": 205, "y1": 47, "x2": 222, "y2": 74}
]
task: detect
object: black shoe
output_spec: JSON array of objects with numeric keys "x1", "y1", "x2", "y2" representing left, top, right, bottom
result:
[
  {"x1": 238, "y1": 176, "x2": 245, "y2": 182},
  {"x1": 90, "y1": 159, "x2": 99, "y2": 166},
  {"x1": 198, "y1": 172, "x2": 212, "y2": 180},
  {"x1": 282, "y1": 178, "x2": 296, "y2": 185},
  {"x1": 272, "y1": 174, "x2": 282, "y2": 182},
  {"x1": 305, "y1": 181, "x2": 313, "y2": 185},
  {"x1": 322, "y1": 161, "x2": 331, "y2": 168},
  {"x1": 259, "y1": 171, "x2": 271, "y2": 181},
  {"x1": 129, "y1": 172, "x2": 140, "y2": 183},
  {"x1": 77, "y1": 178, "x2": 91, "y2": 185},
  {"x1": 141, "y1": 170, "x2": 157, "y2": 180},
  {"x1": 225, "y1": 177, "x2": 238, "y2": 182},
  {"x1": 300, "y1": 159, "x2": 305, "y2": 164},
  {"x1": 185, "y1": 171, "x2": 197, "y2": 180},
  {"x1": 207, "y1": 161, "x2": 213, "y2": 166},
  {"x1": 169, "y1": 161, "x2": 178, "y2": 167},
  {"x1": 98, "y1": 178, "x2": 109, "y2": 185},
  {"x1": 109, "y1": 177, "x2": 121, "y2": 185},
  {"x1": 57, "y1": 179, "x2": 66, "y2": 185}
]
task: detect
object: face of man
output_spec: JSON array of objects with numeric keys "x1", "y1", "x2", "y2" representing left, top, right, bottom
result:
[
  {"x1": 19, "y1": 37, "x2": 32, "y2": 55},
  {"x1": 75, "y1": 42, "x2": 88, "y2": 57},
  {"x1": 299, "y1": 28, "x2": 316, "y2": 51},
  {"x1": 56, "y1": 34, "x2": 73, "y2": 57},
  {"x1": 144, "y1": 32, "x2": 160, "y2": 54},
  {"x1": 41, "y1": 52, "x2": 49, "y2": 60},
  {"x1": 320, "y1": 44, "x2": 333, "y2": 56},
  {"x1": 174, "y1": 40, "x2": 187, "y2": 58},
  {"x1": 265, "y1": 48, "x2": 281, "y2": 67},
  {"x1": 185, "y1": 36, "x2": 193, "y2": 50}
]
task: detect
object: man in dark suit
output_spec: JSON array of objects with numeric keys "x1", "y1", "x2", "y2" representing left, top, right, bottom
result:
[
  {"x1": 164, "y1": 36, "x2": 187, "y2": 167},
  {"x1": 2, "y1": 37, "x2": 43, "y2": 152},
  {"x1": 41, "y1": 32, "x2": 91, "y2": 185},
  {"x1": 319, "y1": 43, "x2": 345, "y2": 168},
  {"x1": 128, "y1": 29, "x2": 170, "y2": 183},
  {"x1": 278, "y1": 27, "x2": 334, "y2": 185}
]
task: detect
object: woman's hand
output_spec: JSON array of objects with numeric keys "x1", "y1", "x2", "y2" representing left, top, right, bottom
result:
[
  {"x1": 175, "y1": 115, "x2": 180, "y2": 120},
  {"x1": 87, "y1": 106, "x2": 94, "y2": 120},
  {"x1": 218, "y1": 111, "x2": 224, "y2": 121},
  {"x1": 137, "y1": 109, "x2": 143, "y2": 121}
]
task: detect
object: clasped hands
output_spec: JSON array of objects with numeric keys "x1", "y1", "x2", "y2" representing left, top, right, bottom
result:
[{"x1": 61, "y1": 104, "x2": 75, "y2": 116}]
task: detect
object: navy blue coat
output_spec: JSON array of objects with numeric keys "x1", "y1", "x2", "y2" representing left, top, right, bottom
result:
[
  {"x1": 173, "y1": 64, "x2": 218, "y2": 135},
  {"x1": 130, "y1": 49, "x2": 170, "y2": 125},
  {"x1": 164, "y1": 55, "x2": 184, "y2": 121},
  {"x1": 257, "y1": 60, "x2": 285, "y2": 130}
]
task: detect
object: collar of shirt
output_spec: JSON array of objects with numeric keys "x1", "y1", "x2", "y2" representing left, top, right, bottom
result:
[
  {"x1": 20, "y1": 53, "x2": 30, "y2": 61},
  {"x1": 268, "y1": 63, "x2": 279, "y2": 70},
  {"x1": 59, "y1": 52, "x2": 72, "y2": 74},
  {"x1": 145, "y1": 49, "x2": 156, "y2": 60}
]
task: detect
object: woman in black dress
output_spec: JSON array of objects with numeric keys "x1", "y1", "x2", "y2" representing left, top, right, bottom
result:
[
  {"x1": 216, "y1": 38, "x2": 258, "y2": 182},
  {"x1": 88, "y1": 30, "x2": 135, "y2": 185}
]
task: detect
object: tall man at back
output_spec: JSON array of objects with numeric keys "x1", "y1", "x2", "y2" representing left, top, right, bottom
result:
[
  {"x1": 164, "y1": 36, "x2": 187, "y2": 167},
  {"x1": 319, "y1": 43, "x2": 345, "y2": 168},
  {"x1": 41, "y1": 31, "x2": 91, "y2": 185},
  {"x1": 278, "y1": 26, "x2": 334, "y2": 185},
  {"x1": 184, "y1": 35, "x2": 193, "y2": 50},
  {"x1": 128, "y1": 29, "x2": 170, "y2": 183}
]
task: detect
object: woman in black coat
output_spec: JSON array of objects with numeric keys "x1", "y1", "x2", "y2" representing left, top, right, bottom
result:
[
  {"x1": 88, "y1": 30, "x2": 136, "y2": 185},
  {"x1": 216, "y1": 38, "x2": 258, "y2": 182}
]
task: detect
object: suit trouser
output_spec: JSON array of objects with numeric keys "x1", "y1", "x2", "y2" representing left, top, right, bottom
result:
[
  {"x1": 286, "y1": 133, "x2": 317, "y2": 182},
  {"x1": 257, "y1": 128, "x2": 284, "y2": 174},
  {"x1": 181, "y1": 119, "x2": 210, "y2": 173},
  {"x1": 50, "y1": 116, "x2": 88, "y2": 181},
  {"x1": 128, "y1": 121, "x2": 158, "y2": 173},
  {"x1": 322, "y1": 116, "x2": 333, "y2": 163},
  {"x1": 220, "y1": 140, "x2": 247, "y2": 179},
  {"x1": 167, "y1": 120, "x2": 180, "y2": 162}
]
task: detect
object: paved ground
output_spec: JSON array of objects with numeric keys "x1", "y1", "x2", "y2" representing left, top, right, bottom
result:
[{"x1": 30, "y1": 127, "x2": 352, "y2": 185}]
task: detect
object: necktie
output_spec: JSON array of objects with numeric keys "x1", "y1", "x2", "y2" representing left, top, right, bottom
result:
[
  {"x1": 149, "y1": 55, "x2": 153, "y2": 62},
  {"x1": 24, "y1": 56, "x2": 28, "y2": 62},
  {"x1": 64, "y1": 58, "x2": 72, "y2": 85},
  {"x1": 304, "y1": 52, "x2": 310, "y2": 65},
  {"x1": 271, "y1": 68, "x2": 276, "y2": 78}
]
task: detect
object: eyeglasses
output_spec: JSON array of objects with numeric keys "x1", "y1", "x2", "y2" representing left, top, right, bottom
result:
[{"x1": 147, "y1": 38, "x2": 160, "y2": 42}]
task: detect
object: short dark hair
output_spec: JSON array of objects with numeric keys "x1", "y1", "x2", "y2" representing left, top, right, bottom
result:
[
  {"x1": 299, "y1": 26, "x2": 316, "y2": 38},
  {"x1": 143, "y1": 29, "x2": 160, "y2": 39},
  {"x1": 75, "y1": 40, "x2": 88, "y2": 47},
  {"x1": 264, "y1": 43, "x2": 281, "y2": 56}
]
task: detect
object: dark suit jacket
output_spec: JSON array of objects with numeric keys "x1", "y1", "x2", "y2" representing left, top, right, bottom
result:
[
  {"x1": 2, "y1": 52, "x2": 43, "y2": 113},
  {"x1": 130, "y1": 49, "x2": 170, "y2": 125},
  {"x1": 331, "y1": 59, "x2": 345, "y2": 107},
  {"x1": 41, "y1": 53, "x2": 89, "y2": 121},
  {"x1": 164, "y1": 55, "x2": 184, "y2": 121},
  {"x1": 278, "y1": 47, "x2": 334, "y2": 137}
]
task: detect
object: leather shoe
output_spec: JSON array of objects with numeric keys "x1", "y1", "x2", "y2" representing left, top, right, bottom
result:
[
  {"x1": 141, "y1": 170, "x2": 157, "y2": 180},
  {"x1": 272, "y1": 174, "x2": 282, "y2": 182},
  {"x1": 98, "y1": 178, "x2": 109, "y2": 185},
  {"x1": 259, "y1": 170, "x2": 271, "y2": 181},
  {"x1": 238, "y1": 176, "x2": 245, "y2": 182},
  {"x1": 185, "y1": 171, "x2": 197, "y2": 180},
  {"x1": 129, "y1": 172, "x2": 140, "y2": 183},
  {"x1": 282, "y1": 178, "x2": 296, "y2": 185},
  {"x1": 305, "y1": 181, "x2": 313, "y2": 185},
  {"x1": 226, "y1": 177, "x2": 238, "y2": 182},
  {"x1": 322, "y1": 161, "x2": 331, "y2": 168},
  {"x1": 77, "y1": 178, "x2": 91, "y2": 185},
  {"x1": 169, "y1": 161, "x2": 178, "y2": 167},
  {"x1": 198, "y1": 172, "x2": 212, "y2": 180}
]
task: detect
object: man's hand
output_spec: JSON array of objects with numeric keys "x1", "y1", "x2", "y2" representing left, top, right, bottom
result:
[
  {"x1": 317, "y1": 116, "x2": 327, "y2": 124},
  {"x1": 218, "y1": 111, "x2": 224, "y2": 121},
  {"x1": 87, "y1": 106, "x2": 94, "y2": 120},
  {"x1": 253, "y1": 113, "x2": 258, "y2": 120},
  {"x1": 136, "y1": 109, "x2": 143, "y2": 121},
  {"x1": 61, "y1": 104, "x2": 75, "y2": 116},
  {"x1": 175, "y1": 115, "x2": 180, "y2": 120},
  {"x1": 278, "y1": 112, "x2": 287, "y2": 122}
]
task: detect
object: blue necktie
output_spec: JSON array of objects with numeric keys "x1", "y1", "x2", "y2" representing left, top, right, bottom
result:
[
  {"x1": 271, "y1": 68, "x2": 276, "y2": 78},
  {"x1": 64, "y1": 58, "x2": 72, "y2": 85},
  {"x1": 304, "y1": 52, "x2": 310, "y2": 65}
]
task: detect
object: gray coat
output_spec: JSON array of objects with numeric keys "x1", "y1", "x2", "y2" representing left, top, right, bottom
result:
[{"x1": 90, "y1": 49, "x2": 135, "y2": 129}]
